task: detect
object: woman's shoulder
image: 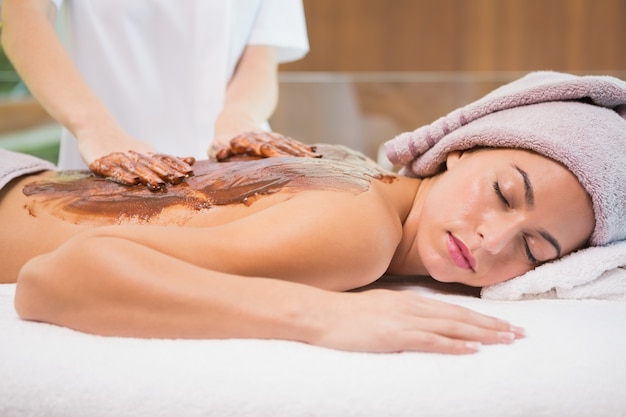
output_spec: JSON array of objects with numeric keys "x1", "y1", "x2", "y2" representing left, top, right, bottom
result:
[{"x1": 251, "y1": 188, "x2": 406, "y2": 289}]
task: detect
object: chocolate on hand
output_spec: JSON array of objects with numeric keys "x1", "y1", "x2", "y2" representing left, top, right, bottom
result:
[
  {"x1": 88, "y1": 151, "x2": 195, "y2": 191},
  {"x1": 214, "y1": 132, "x2": 321, "y2": 161}
]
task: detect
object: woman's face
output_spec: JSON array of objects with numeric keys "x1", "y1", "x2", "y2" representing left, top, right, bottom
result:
[{"x1": 412, "y1": 148, "x2": 594, "y2": 287}]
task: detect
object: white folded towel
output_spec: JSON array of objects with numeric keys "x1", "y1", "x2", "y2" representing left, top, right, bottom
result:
[{"x1": 481, "y1": 240, "x2": 626, "y2": 300}]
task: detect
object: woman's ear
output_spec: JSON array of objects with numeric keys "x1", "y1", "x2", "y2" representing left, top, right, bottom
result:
[{"x1": 445, "y1": 150, "x2": 464, "y2": 170}]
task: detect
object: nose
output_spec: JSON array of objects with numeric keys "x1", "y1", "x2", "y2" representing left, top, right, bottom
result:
[{"x1": 477, "y1": 213, "x2": 524, "y2": 254}]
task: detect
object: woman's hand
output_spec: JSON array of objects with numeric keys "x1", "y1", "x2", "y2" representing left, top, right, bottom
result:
[
  {"x1": 89, "y1": 151, "x2": 195, "y2": 191},
  {"x1": 213, "y1": 131, "x2": 320, "y2": 161},
  {"x1": 313, "y1": 289, "x2": 524, "y2": 354}
]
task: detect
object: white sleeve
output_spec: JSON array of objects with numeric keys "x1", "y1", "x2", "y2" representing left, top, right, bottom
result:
[
  {"x1": 49, "y1": 0, "x2": 64, "y2": 10},
  {"x1": 248, "y1": 0, "x2": 310, "y2": 63}
]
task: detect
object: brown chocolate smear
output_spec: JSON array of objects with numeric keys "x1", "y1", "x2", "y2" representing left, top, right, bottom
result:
[{"x1": 23, "y1": 144, "x2": 396, "y2": 225}]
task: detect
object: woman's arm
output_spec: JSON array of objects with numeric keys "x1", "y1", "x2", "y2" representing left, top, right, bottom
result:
[
  {"x1": 14, "y1": 192, "x2": 522, "y2": 353},
  {"x1": 15, "y1": 229, "x2": 520, "y2": 354},
  {"x1": 212, "y1": 45, "x2": 279, "y2": 149}
]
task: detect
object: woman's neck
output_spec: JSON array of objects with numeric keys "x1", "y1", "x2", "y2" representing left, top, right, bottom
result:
[{"x1": 385, "y1": 176, "x2": 434, "y2": 276}]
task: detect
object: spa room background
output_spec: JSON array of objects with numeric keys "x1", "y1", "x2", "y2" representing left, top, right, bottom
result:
[
  {"x1": 1, "y1": 0, "x2": 625, "y2": 162},
  {"x1": 1, "y1": 2, "x2": 626, "y2": 417}
]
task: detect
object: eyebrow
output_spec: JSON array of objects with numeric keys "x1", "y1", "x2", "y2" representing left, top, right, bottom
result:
[
  {"x1": 513, "y1": 164, "x2": 562, "y2": 259},
  {"x1": 514, "y1": 165, "x2": 534, "y2": 207}
]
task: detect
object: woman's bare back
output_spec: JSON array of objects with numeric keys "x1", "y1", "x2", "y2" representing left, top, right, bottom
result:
[{"x1": 0, "y1": 145, "x2": 409, "y2": 282}]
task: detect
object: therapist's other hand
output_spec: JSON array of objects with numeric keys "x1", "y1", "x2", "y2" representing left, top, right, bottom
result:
[
  {"x1": 89, "y1": 151, "x2": 195, "y2": 191},
  {"x1": 213, "y1": 131, "x2": 320, "y2": 161},
  {"x1": 314, "y1": 289, "x2": 524, "y2": 354}
]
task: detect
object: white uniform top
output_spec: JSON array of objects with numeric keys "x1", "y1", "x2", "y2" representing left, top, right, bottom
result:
[{"x1": 50, "y1": 0, "x2": 309, "y2": 169}]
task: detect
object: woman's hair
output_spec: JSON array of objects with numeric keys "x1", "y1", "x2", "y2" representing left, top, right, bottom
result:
[{"x1": 385, "y1": 71, "x2": 626, "y2": 246}]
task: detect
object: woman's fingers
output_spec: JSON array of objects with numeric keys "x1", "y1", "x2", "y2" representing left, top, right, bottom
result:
[
  {"x1": 410, "y1": 295, "x2": 525, "y2": 340},
  {"x1": 412, "y1": 317, "x2": 518, "y2": 348},
  {"x1": 317, "y1": 289, "x2": 524, "y2": 354},
  {"x1": 398, "y1": 330, "x2": 483, "y2": 355}
]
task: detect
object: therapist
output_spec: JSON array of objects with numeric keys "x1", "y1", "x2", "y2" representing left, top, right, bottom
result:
[{"x1": 1, "y1": 0, "x2": 309, "y2": 184}]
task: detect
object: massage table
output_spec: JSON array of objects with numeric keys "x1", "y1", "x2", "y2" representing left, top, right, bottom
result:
[{"x1": 1, "y1": 277, "x2": 625, "y2": 417}]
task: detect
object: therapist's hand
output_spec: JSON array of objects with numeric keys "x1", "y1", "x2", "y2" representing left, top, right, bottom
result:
[
  {"x1": 78, "y1": 124, "x2": 195, "y2": 190},
  {"x1": 213, "y1": 131, "x2": 320, "y2": 161},
  {"x1": 89, "y1": 151, "x2": 195, "y2": 191}
]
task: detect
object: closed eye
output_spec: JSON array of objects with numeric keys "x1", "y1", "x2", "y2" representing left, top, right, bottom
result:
[
  {"x1": 492, "y1": 181, "x2": 510, "y2": 207},
  {"x1": 523, "y1": 237, "x2": 539, "y2": 265},
  {"x1": 494, "y1": 181, "x2": 540, "y2": 265}
]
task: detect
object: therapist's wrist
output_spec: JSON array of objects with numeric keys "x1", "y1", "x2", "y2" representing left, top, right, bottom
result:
[
  {"x1": 75, "y1": 120, "x2": 155, "y2": 165},
  {"x1": 213, "y1": 112, "x2": 263, "y2": 149}
]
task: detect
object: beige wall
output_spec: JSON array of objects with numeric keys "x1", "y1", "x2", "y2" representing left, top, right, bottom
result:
[
  {"x1": 282, "y1": 0, "x2": 626, "y2": 72},
  {"x1": 4, "y1": 1, "x2": 625, "y2": 161},
  {"x1": 269, "y1": 1, "x2": 626, "y2": 160}
]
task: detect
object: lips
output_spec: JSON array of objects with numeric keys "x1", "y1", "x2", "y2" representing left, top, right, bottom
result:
[{"x1": 447, "y1": 233, "x2": 476, "y2": 271}]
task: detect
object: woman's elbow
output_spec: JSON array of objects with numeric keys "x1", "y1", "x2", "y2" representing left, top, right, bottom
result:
[
  {"x1": 14, "y1": 235, "x2": 85, "y2": 324},
  {"x1": 14, "y1": 253, "x2": 61, "y2": 322}
]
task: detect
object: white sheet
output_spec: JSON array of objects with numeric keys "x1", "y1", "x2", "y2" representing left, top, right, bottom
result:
[{"x1": 1, "y1": 278, "x2": 625, "y2": 417}]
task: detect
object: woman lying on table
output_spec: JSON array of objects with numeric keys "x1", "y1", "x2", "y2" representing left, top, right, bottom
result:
[{"x1": 3, "y1": 71, "x2": 625, "y2": 354}]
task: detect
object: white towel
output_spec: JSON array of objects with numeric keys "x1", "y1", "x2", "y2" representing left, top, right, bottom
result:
[
  {"x1": 0, "y1": 148, "x2": 55, "y2": 190},
  {"x1": 481, "y1": 240, "x2": 626, "y2": 300}
]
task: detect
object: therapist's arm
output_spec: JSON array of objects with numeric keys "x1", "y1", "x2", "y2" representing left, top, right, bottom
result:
[
  {"x1": 0, "y1": 0, "x2": 156, "y2": 165},
  {"x1": 212, "y1": 44, "x2": 280, "y2": 150}
]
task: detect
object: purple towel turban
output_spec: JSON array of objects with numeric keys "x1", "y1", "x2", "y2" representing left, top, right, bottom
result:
[{"x1": 384, "y1": 71, "x2": 626, "y2": 246}]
